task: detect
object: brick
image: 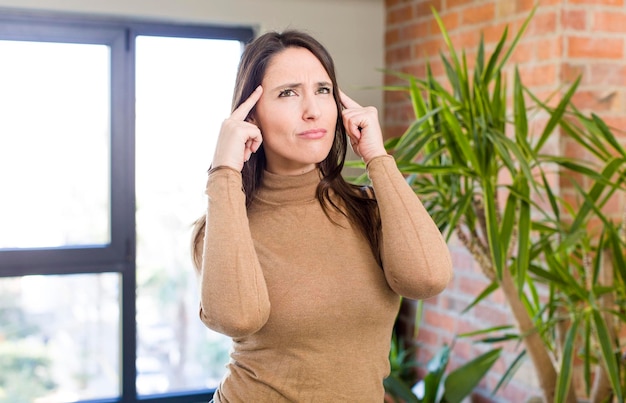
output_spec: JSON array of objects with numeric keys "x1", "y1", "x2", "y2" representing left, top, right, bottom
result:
[
  {"x1": 520, "y1": 0, "x2": 558, "y2": 11},
  {"x1": 416, "y1": 37, "x2": 446, "y2": 57},
  {"x1": 510, "y1": 41, "x2": 535, "y2": 64},
  {"x1": 571, "y1": 90, "x2": 618, "y2": 112},
  {"x1": 499, "y1": 380, "x2": 542, "y2": 402},
  {"x1": 387, "y1": 3, "x2": 415, "y2": 25},
  {"x1": 461, "y1": 3, "x2": 497, "y2": 25},
  {"x1": 450, "y1": 29, "x2": 481, "y2": 51},
  {"x1": 602, "y1": 193, "x2": 622, "y2": 216},
  {"x1": 429, "y1": 10, "x2": 460, "y2": 34},
  {"x1": 562, "y1": 9, "x2": 587, "y2": 30},
  {"x1": 593, "y1": 11, "x2": 626, "y2": 32},
  {"x1": 563, "y1": 136, "x2": 594, "y2": 160},
  {"x1": 568, "y1": 36, "x2": 624, "y2": 59},
  {"x1": 401, "y1": 21, "x2": 430, "y2": 41},
  {"x1": 424, "y1": 309, "x2": 457, "y2": 333},
  {"x1": 497, "y1": 0, "x2": 518, "y2": 18},
  {"x1": 386, "y1": 102, "x2": 418, "y2": 122},
  {"x1": 385, "y1": 44, "x2": 412, "y2": 64},
  {"x1": 415, "y1": 344, "x2": 439, "y2": 366},
  {"x1": 602, "y1": 116, "x2": 626, "y2": 134},
  {"x1": 589, "y1": 63, "x2": 626, "y2": 86},
  {"x1": 536, "y1": 36, "x2": 563, "y2": 61},
  {"x1": 416, "y1": 0, "x2": 442, "y2": 17},
  {"x1": 440, "y1": 294, "x2": 467, "y2": 312},
  {"x1": 458, "y1": 274, "x2": 492, "y2": 297},
  {"x1": 451, "y1": 338, "x2": 473, "y2": 361},
  {"x1": 383, "y1": 124, "x2": 409, "y2": 139},
  {"x1": 456, "y1": 315, "x2": 482, "y2": 334},
  {"x1": 527, "y1": 10, "x2": 558, "y2": 36},
  {"x1": 415, "y1": 325, "x2": 442, "y2": 347},
  {"x1": 474, "y1": 304, "x2": 510, "y2": 325},
  {"x1": 404, "y1": 62, "x2": 427, "y2": 78},
  {"x1": 450, "y1": 248, "x2": 474, "y2": 271},
  {"x1": 518, "y1": 64, "x2": 557, "y2": 87},
  {"x1": 447, "y1": 0, "x2": 474, "y2": 9},
  {"x1": 482, "y1": 21, "x2": 511, "y2": 44},
  {"x1": 491, "y1": 288, "x2": 506, "y2": 305},
  {"x1": 568, "y1": 0, "x2": 624, "y2": 5},
  {"x1": 560, "y1": 62, "x2": 586, "y2": 84},
  {"x1": 385, "y1": 28, "x2": 401, "y2": 46}
]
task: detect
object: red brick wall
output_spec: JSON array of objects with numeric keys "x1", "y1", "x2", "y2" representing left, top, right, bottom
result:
[{"x1": 384, "y1": 0, "x2": 626, "y2": 401}]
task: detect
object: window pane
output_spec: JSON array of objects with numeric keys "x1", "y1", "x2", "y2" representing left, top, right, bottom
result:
[
  {"x1": 0, "y1": 40, "x2": 111, "y2": 249},
  {"x1": 135, "y1": 36, "x2": 240, "y2": 395},
  {"x1": 0, "y1": 273, "x2": 120, "y2": 402}
]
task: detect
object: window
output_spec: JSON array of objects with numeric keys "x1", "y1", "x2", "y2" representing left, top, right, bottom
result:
[{"x1": 0, "y1": 10, "x2": 252, "y2": 403}]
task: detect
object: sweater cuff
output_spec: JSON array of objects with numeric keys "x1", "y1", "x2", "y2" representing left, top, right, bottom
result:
[
  {"x1": 365, "y1": 154, "x2": 395, "y2": 170},
  {"x1": 206, "y1": 165, "x2": 244, "y2": 195},
  {"x1": 208, "y1": 165, "x2": 242, "y2": 176}
]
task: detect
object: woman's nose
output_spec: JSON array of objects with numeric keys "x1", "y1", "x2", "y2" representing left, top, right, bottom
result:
[{"x1": 302, "y1": 95, "x2": 321, "y2": 120}]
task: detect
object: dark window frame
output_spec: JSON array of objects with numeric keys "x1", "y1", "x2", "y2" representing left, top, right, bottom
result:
[{"x1": 0, "y1": 8, "x2": 253, "y2": 403}]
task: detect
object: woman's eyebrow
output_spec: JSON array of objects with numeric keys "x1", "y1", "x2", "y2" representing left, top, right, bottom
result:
[
  {"x1": 271, "y1": 82, "x2": 302, "y2": 91},
  {"x1": 270, "y1": 81, "x2": 333, "y2": 91}
]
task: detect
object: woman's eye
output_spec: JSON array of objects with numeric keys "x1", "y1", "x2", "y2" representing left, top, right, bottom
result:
[
  {"x1": 317, "y1": 87, "x2": 331, "y2": 94},
  {"x1": 278, "y1": 89, "x2": 296, "y2": 97}
]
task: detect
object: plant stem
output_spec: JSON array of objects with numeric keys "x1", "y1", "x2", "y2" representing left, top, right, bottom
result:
[{"x1": 499, "y1": 265, "x2": 578, "y2": 403}]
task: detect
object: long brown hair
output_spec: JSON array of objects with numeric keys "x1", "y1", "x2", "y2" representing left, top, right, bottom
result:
[{"x1": 192, "y1": 30, "x2": 380, "y2": 271}]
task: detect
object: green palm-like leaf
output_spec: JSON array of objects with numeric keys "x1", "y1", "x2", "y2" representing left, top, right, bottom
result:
[
  {"x1": 483, "y1": 179, "x2": 504, "y2": 279},
  {"x1": 516, "y1": 176, "x2": 531, "y2": 292},
  {"x1": 584, "y1": 318, "x2": 592, "y2": 397},
  {"x1": 591, "y1": 113, "x2": 626, "y2": 157},
  {"x1": 462, "y1": 281, "x2": 499, "y2": 314},
  {"x1": 554, "y1": 315, "x2": 580, "y2": 403},
  {"x1": 493, "y1": 350, "x2": 527, "y2": 394},
  {"x1": 609, "y1": 228, "x2": 626, "y2": 286},
  {"x1": 591, "y1": 309, "x2": 623, "y2": 402},
  {"x1": 533, "y1": 76, "x2": 581, "y2": 153},
  {"x1": 421, "y1": 345, "x2": 450, "y2": 403},
  {"x1": 443, "y1": 348, "x2": 502, "y2": 403},
  {"x1": 384, "y1": 375, "x2": 419, "y2": 403}
]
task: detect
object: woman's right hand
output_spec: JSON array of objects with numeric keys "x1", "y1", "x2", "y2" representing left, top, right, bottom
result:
[{"x1": 211, "y1": 86, "x2": 264, "y2": 171}]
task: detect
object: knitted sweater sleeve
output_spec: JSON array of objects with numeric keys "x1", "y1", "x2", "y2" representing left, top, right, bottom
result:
[
  {"x1": 367, "y1": 155, "x2": 453, "y2": 300},
  {"x1": 199, "y1": 167, "x2": 270, "y2": 337}
]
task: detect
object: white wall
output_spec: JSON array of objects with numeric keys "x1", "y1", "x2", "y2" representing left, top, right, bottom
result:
[{"x1": 0, "y1": 0, "x2": 385, "y2": 111}]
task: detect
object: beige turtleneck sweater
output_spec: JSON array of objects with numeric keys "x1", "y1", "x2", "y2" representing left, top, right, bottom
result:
[{"x1": 199, "y1": 154, "x2": 452, "y2": 402}]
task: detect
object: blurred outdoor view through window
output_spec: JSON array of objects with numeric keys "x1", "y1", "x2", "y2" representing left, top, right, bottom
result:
[
  {"x1": 0, "y1": 35, "x2": 242, "y2": 401},
  {"x1": 134, "y1": 35, "x2": 240, "y2": 396}
]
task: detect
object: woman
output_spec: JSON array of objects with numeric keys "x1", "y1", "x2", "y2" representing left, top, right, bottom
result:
[{"x1": 191, "y1": 30, "x2": 452, "y2": 402}]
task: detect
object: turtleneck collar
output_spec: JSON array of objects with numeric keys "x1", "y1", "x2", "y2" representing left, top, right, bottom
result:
[{"x1": 254, "y1": 168, "x2": 322, "y2": 205}]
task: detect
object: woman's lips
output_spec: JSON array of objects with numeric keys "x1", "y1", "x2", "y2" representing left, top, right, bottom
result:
[{"x1": 298, "y1": 128, "x2": 327, "y2": 139}]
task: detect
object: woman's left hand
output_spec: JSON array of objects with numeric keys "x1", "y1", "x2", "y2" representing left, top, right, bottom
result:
[{"x1": 340, "y1": 90, "x2": 387, "y2": 163}]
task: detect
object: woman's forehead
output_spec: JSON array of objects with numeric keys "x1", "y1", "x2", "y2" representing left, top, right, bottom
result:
[{"x1": 263, "y1": 47, "x2": 331, "y2": 85}]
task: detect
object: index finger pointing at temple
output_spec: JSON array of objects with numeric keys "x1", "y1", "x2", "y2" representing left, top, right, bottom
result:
[
  {"x1": 339, "y1": 90, "x2": 362, "y2": 109},
  {"x1": 231, "y1": 85, "x2": 263, "y2": 121}
]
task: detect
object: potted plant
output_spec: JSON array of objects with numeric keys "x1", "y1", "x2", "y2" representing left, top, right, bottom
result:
[
  {"x1": 353, "y1": 6, "x2": 626, "y2": 403},
  {"x1": 385, "y1": 331, "x2": 501, "y2": 403}
]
